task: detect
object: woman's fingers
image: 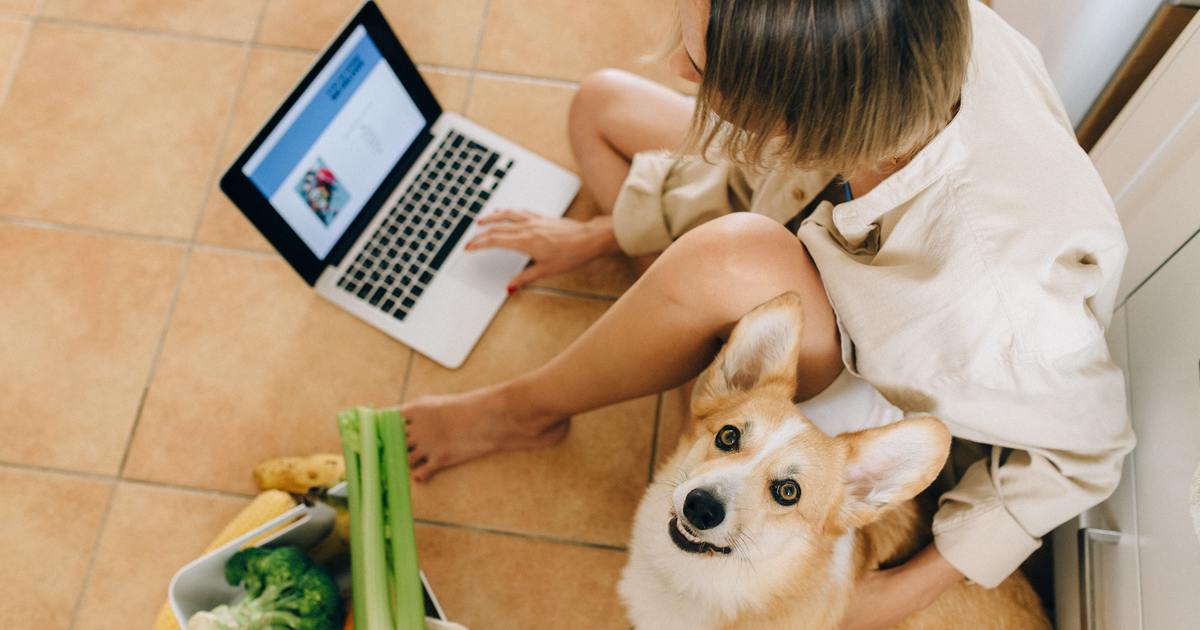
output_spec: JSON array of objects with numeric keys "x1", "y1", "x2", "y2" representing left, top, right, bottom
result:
[
  {"x1": 477, "y1": 208, "x2": 534, "y2": 225},
  {"x1": 466, "y1": 231, "x2": 533, "y2": 253},
  {"x1": 508, "y1": 263, "x2": 551, "y2": 290}
]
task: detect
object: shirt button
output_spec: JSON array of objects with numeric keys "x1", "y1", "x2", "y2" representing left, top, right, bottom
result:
[{"x1": 792, "y1": 187, "x2": 807, "y2": 201}]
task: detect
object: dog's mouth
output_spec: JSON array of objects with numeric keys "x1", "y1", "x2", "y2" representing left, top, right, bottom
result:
[{"x1": 668, "y1": 517, "x2": 732, "y2": 555}]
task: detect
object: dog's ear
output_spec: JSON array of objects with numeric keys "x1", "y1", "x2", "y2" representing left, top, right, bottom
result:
[
  {"x1": 692, "y1": 293, "x2": 805, "y2": 417},
  {"x1": 836, "y1": 416, "x2": 951, "y2": 528}
]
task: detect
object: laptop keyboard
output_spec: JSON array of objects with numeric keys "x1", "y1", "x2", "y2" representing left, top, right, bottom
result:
[{"x1": 336, "y1": 130, "x2": 514, "y2": 322}]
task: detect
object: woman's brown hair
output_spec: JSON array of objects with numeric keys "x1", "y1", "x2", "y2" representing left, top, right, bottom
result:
[{"x1": 687, "y1": 0, "x2": 972, "y2": 173}]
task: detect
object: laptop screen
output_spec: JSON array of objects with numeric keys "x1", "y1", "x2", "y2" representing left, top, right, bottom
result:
[{"x1": 241, "y1": 24, "x2": 426, "y2": 259}]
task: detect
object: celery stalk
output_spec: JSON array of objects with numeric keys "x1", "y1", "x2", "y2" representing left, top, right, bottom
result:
[
  {"x1": 378, "y1": 410, "x2": 425, "y2": 629},
  {"x1": 338, "y1": 407, "x2": 426, "y2": 630},
  {"x1": 356, "y1": 409, "x2": 395, "y2": 630},
  {"x1": 336, "y1": 409, "x2": 366, "y2": 629}
]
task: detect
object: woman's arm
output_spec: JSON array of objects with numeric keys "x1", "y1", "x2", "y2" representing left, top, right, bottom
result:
[{"x1": 839, "y1": 544, "x2": 964, "y2": 630}]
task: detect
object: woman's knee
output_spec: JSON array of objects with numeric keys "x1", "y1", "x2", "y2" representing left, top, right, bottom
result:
[
  {"x1": 659, "y1": 214, "x2": 834, "y2": 321},
  {"x1": 673, "y1": 213, "x2": 806, "y2": 277},
  {"x1": 569, "y1": 69, "x2": 639, "y2": 141}
]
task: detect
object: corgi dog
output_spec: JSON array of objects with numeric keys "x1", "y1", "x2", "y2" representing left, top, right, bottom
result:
[{"x1": 619, "y1": 293, "x2": 1050, "y2": 629}]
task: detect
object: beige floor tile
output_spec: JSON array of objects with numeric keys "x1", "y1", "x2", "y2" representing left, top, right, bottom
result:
[
  {"x1": 41, "y1": 0, "x2": 267, "y2": 41},
  {"x1": 411, "y1": 396, "x2": 654, "y2": 546},
  {"x1": 73, "y1": 483, "x2": 250, "y2": 630},
  {"x1": 196, "y1": 46, "x2": 469, "y2": 252},
  {"x1": 0, "y1": 17, "x2": 29, "y2": 95},
  {"x1": 404, "y1": 288, "x2": 603, "y2": 395},
  {"x1": 0, "y1": 24, "x2": 244, "y2": 238},
  {"x1": 0, "y1": 226, "x2": 184, "y2": 474},
  {"x1": 123, "y1": 249, "x2": 410, "y2": 494},
  {"x1": 195, "y1": 47, "x2": 315, "y2": 253},
  {"x1": 0, "y1": 0, "x2": 36, "y2": 15},
  {"x1": 466, "y1": 75, "x2": 577, "y2": 171},
  {"x1": 422, "y1": 68, "x2": 470, "y2": 113},
  {"x1": 0, "y1": 466, "x2": 113, "y2": 630},
  {"x1": 405, "y1": 291, "x2": 653, "y2": 545},
  {"x1": 477, "y1": 0, "x2": 684, "y2": 84},
  {"x1": 258, "y1": 0, "x2": 487, "y2": 69},
  {"x1": 417, "y1": 524, "x2": 630, "y2": 629}
]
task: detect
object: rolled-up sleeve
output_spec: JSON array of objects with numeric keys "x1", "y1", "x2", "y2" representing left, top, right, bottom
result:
[
  {"x1": 610, "y1": 150, "x2": 750, "y2": 256},
  {"x1": 930, "y1": 341, "x2": 1134, "y2": 587}
]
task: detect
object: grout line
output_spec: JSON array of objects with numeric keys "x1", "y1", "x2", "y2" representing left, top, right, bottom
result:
[
  {"x1": 461, "y1": 0, "x2": 493, "y2": 113},
  {"x1": 0, "y1": 459, "x2": 118, "y2": 485},
  {"x1": 648, "y1": 393, "x2": 663, "y2": 484},
  {"x1": 10, "y1": 462, "x2": 258, "y2": 502},
  {"x1": 414, "y1": 517, "x2": 628, "y2": 553},
  {"x1": 0, "y1": 13, "x2": 34, "y2": 114},
  {"x1": 114, "y1": 6, "x2": 265, "y2": 477},
  {"x1": 0, "y1": 215, "x2": 190, "y2": 246},
  {"x1": 415, "y1": 62, "x2": 473, "y2": 78},
  {"x1": 526, "y1": 285, "x2": 619, "y2": 302},
  {"x1": 471, "y1": 67, "x2": 580, "y2": 90},
  {"x1": 0, "y1": 215, "x2": 285, "y2": 260},
  {"x1": 1, "y1": 459, "x2": 260, "y2": 502},
  {"x1": 118, "y1": 476, "x2": 258, "y2": 501},
  {"x1": 34, "y1": 14, "x2": 252, "y2": 47},
  {"x1": 67, "y1": 481, "x2": 118, "y2": 630},
  {"x1": 191, "y1": 241, "x2": 279, "y2": 258},
  {"x1": 398, "y1": 348, "x2": 417, "y2": 402}
]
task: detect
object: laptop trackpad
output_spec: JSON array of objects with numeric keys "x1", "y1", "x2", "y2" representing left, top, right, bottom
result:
[{"x1": 448, "y1": 247, "x2": 528, "y2": 288}]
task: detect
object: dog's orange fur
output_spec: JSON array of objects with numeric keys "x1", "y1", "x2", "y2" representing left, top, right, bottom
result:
[{"x1": 627, "y1": 293, "x2": 1051, "y2": 629}]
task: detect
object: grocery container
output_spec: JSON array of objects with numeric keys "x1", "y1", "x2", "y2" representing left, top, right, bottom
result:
[{"x1": 168, "y1": 483, "x2": 466, "y2": 629}]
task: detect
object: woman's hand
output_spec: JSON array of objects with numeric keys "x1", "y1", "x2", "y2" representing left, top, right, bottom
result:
[
  {"x1": 839, "y1": 545, "x2": 964, "y2": 630},
  {"x1": 465, "y1": 209, "x2": 622, "y2": 290}
]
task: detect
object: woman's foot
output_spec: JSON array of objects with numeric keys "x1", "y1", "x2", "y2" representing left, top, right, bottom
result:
[{"x1": 400, "y1": 382, "x2": 570, "y2": 482}]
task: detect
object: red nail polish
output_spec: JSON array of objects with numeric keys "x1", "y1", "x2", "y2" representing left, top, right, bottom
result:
[{"x1": 507, "y1": 285, "x2": 516, "y2": 296}]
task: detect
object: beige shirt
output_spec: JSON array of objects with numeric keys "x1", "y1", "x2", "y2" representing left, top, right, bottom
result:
[{"x1": 610, "y1": 1, "x2": 1133, "y2": 588}]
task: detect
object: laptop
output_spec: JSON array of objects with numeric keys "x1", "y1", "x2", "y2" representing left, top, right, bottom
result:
[{"x1": 221, "y1": 1, "x2": 580, "y2": 369}]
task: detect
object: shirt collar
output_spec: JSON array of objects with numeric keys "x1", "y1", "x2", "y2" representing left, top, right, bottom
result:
[{"x1": 830, "y1": 62, "x2": 977, "y2": 242}]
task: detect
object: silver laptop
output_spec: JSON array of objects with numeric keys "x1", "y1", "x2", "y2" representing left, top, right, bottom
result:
[{"x1": 221, "y1": 1, "x2": 579, "y2": 369}]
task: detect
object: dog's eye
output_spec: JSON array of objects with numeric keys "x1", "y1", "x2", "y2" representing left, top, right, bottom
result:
[
  {"x1": 715, "y1": 425, "x2": 740, "y2": 452},
  {"x1": 771, "y1": 480, "x2": 801, "y2": 506}
]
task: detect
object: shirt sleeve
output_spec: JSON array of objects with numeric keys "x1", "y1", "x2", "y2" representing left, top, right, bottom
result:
[
  {"x1": 929, "y1": 341, "x2": 1135, "y2": 588},
  {"x1": 610, "y1": 150, "x2": 751, "y2": 256}
]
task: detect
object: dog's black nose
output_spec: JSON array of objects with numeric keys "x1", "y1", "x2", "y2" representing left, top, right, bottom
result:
[{"x1": 683, "y1": 488, "x2": 725, "y2": 530}]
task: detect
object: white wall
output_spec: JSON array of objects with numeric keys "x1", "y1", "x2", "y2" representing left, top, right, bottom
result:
[{"x1": 990, "y1": 0, "x2": 1163, "y2": 126}]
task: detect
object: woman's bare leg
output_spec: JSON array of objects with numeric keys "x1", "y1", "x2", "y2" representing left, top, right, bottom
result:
[
  {"x1": 569, "y1": 69, "x2": 695, "y2": 211},
  {"x1": 568, "y1": 69, "x2": 695, "y2": 275},
  {"x1": 403, "y1": 214, "x2": 843, "y2": 480}
]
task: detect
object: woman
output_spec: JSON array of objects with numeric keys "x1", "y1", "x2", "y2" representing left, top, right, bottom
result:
[{"x1": 403, "y1": 1, "x2": 1133, "y2": 627}]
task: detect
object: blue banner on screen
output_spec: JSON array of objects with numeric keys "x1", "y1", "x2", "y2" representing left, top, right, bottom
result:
[{"x1": 243, "y1": 25, "x2": 426, "y2": 259}]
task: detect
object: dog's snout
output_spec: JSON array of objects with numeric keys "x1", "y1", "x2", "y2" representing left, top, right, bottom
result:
[{"x1": 682, "y1": 488, "x2": 725, "y2": 530}]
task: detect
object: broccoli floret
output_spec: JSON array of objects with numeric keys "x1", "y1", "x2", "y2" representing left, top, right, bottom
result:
[{"x1": 189, "y1": 545, "x2": 340, "y2": 630}]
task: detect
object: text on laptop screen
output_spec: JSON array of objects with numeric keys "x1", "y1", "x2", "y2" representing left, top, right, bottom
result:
[{"x1": 242, "y1": 25, "x2": 426, "y2": 259}]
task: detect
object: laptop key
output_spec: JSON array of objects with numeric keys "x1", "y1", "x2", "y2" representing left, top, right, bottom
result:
[
  {"x1": 430, "y1": 214, "x2": 474, "y2": 271},
  {"x1": 369, "y1": 287, "x2": 386, "y2": 305},
  {"x1": 382, "y1": 298, "x2": 395, "y2": 312},
  {"x1": 357, "y1": 284, "x2": 372, "y2": 299},
  {"x1": 481, "y1": 153, "x2": 498, "y2": 174}
]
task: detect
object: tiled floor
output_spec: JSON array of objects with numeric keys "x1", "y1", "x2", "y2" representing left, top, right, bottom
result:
[{"x1": 0, "y1": 1, "x2": 684, "y2": 628}]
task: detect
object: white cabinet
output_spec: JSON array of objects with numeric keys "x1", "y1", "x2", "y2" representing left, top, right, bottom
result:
[
  {"x1": 1052, "y1": 10, "x2": 1200, "y2": 630},
  {"x1": 1125, "y1": 232, "x2": 1200, "y2": 629}
]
